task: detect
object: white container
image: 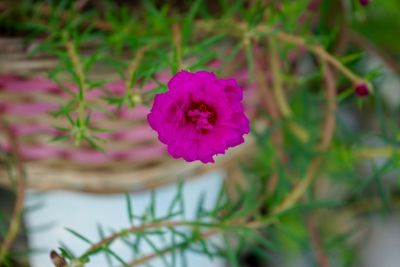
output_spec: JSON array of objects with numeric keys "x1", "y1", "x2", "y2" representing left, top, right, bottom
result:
[{"x1": 24, "y1": 171, "x2": 225, "y2": 267}]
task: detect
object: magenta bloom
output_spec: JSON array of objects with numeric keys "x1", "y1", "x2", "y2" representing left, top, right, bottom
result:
[{"x1": 148, "y1": 71, "x2": 250, "y2": 163}]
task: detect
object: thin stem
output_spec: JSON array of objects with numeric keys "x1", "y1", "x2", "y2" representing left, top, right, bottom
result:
[
  {"x1": 356, "y1": 146, "x2": 397, "y2": 158},
  {"x1": 303, "y1": 55, "x2": 336, "y2": 259},
  {"x1": 125, "y1": 45, "x2": 150, "y2": 94},
  {"x1": 81, "y1": 220, "x2": 248, "y2": 259},
  {"x1": 318, "y1": 61, "x2": 337, "y2": 151},
  {"x1": 268, "y1": 38, "x2": 292, "y2": 118},
  {"x1": 126, "y1": 218, "x2": 278, "y2": 267},
  {"x1": 273, "y1": 31, "x2": 362, "y2": 84},
  {"x1": 64, "y1": 34, "x2": 89, "y2": 146},
  {"x1": 306, "y1": 216, "x2": 331, "y2": 267},
  {"x1": 197, "y1": 20, "x2": 365, "y2": 84},
  {"x1": 65, "y1": 37, "x2": 86, "y2": 129},
  {"x1": 0, "y1": 121, "x2": 26, "y2": 264},
  {"x1": 128, "y1": 230, "x2": 217, "y2": 267},
  {"x1": 124, "y1": 45, "x2": 150, "y2": 106},
  {"x1": 77, "y1": 214, "x2": 277, "y2": 267},
  {"x1": 273, "y1": 157, "x2": 323, "y2": 213},
  {"x1": 82, "y1": 220, "x2": 185, "y2": 258},
  {"x1": 272, "y1": 59, "x2": 337, "y2": 214},
  {"x1": 23, "y1": 6, "x2": 369, "y2": 86},
  {"x1": 172, "y1": 24, "x2": 182, "y2": 71}
]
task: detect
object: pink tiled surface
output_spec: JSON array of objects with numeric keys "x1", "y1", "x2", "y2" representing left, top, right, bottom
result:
[{"x1": 0, "y1": 66, "x2": 256, "y2": 165}]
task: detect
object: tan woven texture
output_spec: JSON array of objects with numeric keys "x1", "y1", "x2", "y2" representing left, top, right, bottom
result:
[{"x1": 0, "y1": 37, "x2": 255, "y2": 193}]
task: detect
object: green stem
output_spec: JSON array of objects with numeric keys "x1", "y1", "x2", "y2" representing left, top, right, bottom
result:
[
  {"x1": 64, "y1": 34, "x2": 87, "y2": 145},
  {"x1": 173, "y1": 24, "x2": 182, "y2": 71},
  {"x1": 124, "y1": 45, "x2": 149, "y2": 105},
  {"x1": 0, "y1": 121, "x2": 26, "y2": 264},
  {"x1": 268, "y1": 38, "x2": 292, "y2": 118},
  {"x1": 198, "y1": 20, "x2": 365, "y2": 85}
]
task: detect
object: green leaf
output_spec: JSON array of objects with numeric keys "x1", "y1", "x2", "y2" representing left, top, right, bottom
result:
[
  {"x1": 125, "y1": 194, "x2": 134, "y2": 225},
  {"x1": 339, "y1": 52, "x2": 364, "y2": 64},
  {"x1": 51, "y1": 134, "x2": 70, "y2": 142},
  {"x1": 245, "y1": 43, "x2": 254, "y2": 81},
  {"x1": 58, "y1": 244, "x2": 76, "y2": 259},
  {"x1": 91, "y1": 127, "x2": 112, "y2": 133},
  {"x1": 149, "y1": 190, "x2": 157, "y2": 221},
  {"x1": 65, "y1": 228, "x2": 93, "y2": 245},
  {"x1": 84, "y1": 136, "x2": 105, "y2": 152},
  {"x1": 223, "y1": 234, "x2": 239, "y2": 267},
  {"x1": 97, "y1": 225, "x2": 113, "y2": 267},
  {"x1": 167, "y1": 180, "x2": 184, "y2": 217},
  {"x1": 182, "y1": 0, "x2": 203, "y2": 46},
  {"x1": 103, "y1": 247, "x2": 129, "y2": 267},
  {"x1": 143, "y1": 235, "x2": 171, "y2": 267}
]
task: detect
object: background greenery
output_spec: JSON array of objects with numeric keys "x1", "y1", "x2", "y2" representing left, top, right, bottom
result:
[{"x1": 0, "y1": 0, "x2": 400, "y2": 266}]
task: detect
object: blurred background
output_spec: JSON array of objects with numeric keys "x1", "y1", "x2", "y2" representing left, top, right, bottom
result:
[{"x1": 0, "y1": 0, "x2": 400, "y2": 267}]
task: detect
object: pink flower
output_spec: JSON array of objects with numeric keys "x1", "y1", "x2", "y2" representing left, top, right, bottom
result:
[{"x1": 148, "y1": 71, "x2": 250, "y2": 163}]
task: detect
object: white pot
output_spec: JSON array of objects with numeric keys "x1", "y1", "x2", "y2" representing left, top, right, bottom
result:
[{"x1": 24, "y1": 171, "x2": 225, "y2": 267}]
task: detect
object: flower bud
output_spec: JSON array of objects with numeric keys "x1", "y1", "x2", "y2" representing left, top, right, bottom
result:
[
  {"x1": 130, "y1": 93, "x2": 142, "y2": 106},
  {"x1": 355, "y1": 82, "x2": 369, "y2": 97}
]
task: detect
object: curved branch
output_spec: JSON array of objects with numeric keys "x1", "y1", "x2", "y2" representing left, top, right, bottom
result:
[
  {"x1": 273, "y1": 59, "x2": 337, "y2": 214},
  {"x1": 0, "y1": 122, "x2": 26, "y2": 264}
]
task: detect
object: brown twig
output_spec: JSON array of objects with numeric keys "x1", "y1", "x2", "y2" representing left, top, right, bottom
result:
[
  {"x1": 79, "y1": 219, "x2": 259, "y2": 262},
  {"x1": 274, "y1": 31, "x2": 362, "y2": 84},
  {"x1": 301, "y1": 56, "x2": 337, "y2": 267},
  {"x1": 197, "y1": 20, "x2": 365, "y2": 85},
  {"x1": 295, "y1": 60, "x2": 337, "y2": 267},
  {"x1": 306, "y1": 216, "x2": 331, "y2": 267},
  {"x1": 81, "y1": 220, "x2": 187, "y2": 258},
  {"x1": 128, "y1": 230, "x2": 217, "y2": 266},
  {"x1": 273, "y1": 59, "x2": 337, "y2": 214},
  {"x1": 127, "y1": 218, "x2": 278, "y2": 267},
  {"x1": 274, "y1": 157, "x2": 323, "y2": 213},
  {"x1": 318, "y1": 61, "x2": 337, "y2": 151},
  {"x1": 52, "y1": 221, "x2": 204, "y2": 266},
  {"x1": 0, "y1": 122, "x2": 26, "y2": 264},
  {"x1": 74, "y1": 200, "x2": 279, "y2": 267}
]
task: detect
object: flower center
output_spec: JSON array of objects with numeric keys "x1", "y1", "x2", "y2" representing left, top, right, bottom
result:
[{"x1": 186, "y1": 101, "x2": 217, "y2": 133}]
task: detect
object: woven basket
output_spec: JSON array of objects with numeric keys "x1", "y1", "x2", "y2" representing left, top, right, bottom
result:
[{"x1": 0, "y1": 37, "x2": 256, "y2": 193}]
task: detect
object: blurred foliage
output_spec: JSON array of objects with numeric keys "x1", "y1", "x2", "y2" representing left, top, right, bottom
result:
[{"x1": 1, "y1": 0, "x2": 400, "y2": 267}]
